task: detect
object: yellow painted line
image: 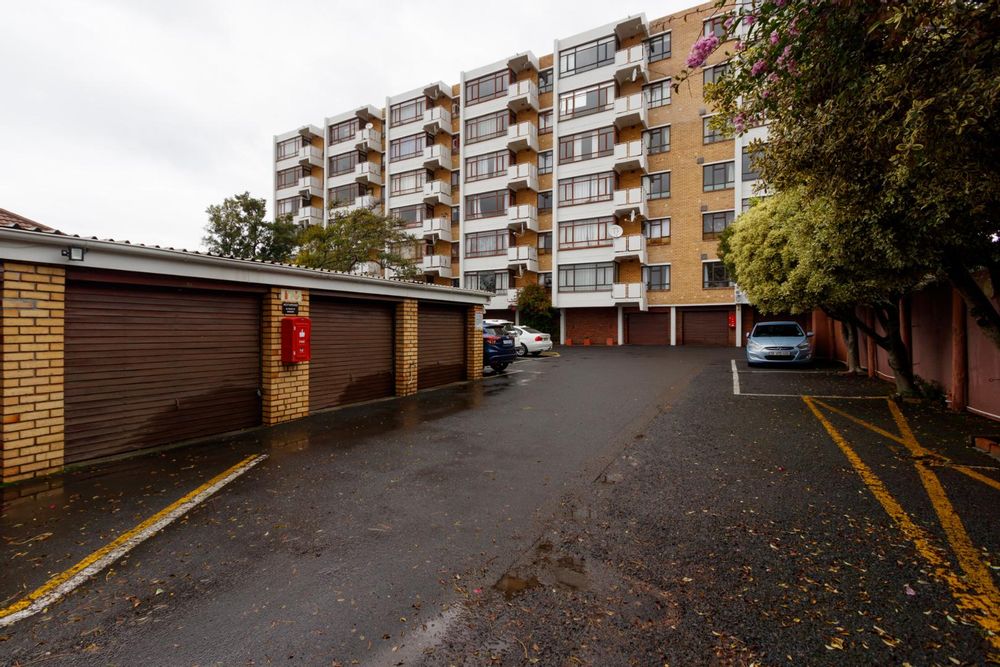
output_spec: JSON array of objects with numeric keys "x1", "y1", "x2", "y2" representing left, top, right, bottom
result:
[
  {"x1": 0, "y1": 453, "x2": 267, "y2": 628},
  {"x1": 951, "y1": 465, "x2": 1000, "y2": 494},
  {"x1": 802, "y1": 397, "x2": 1000, "y2": 650}
]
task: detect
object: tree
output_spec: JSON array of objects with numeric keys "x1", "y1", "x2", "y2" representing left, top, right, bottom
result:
[
  {"x1": 686, "y1": 0, "x2": 1000, "y2": 348},
  {"x1": 295, "y1": 207, "x2": 420, "y2": 279},
  {"x1": 516, "y1": 283, "x2": 556, "y2": 334},
  {"x1": 721, "y1": 188, "x2": 918, "y2": 394},
  {"x1": 203, "y1": 192, "x2": 299, "y2": 262}
]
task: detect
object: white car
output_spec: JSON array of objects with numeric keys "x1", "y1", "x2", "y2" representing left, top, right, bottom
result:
[{"x1": 511, "y1": 325, "x2": 553, "y2": 357}]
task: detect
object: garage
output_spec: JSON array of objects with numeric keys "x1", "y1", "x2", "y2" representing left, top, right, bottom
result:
[
  {"x1": 309, "y1": 296, "x2": 395, "y2": 411},
  {"x1": 64, "y1": 281, "x2": 262, "y2": 465},
  {"x1": 681, "y1": 308, "x2": 730, "y2": 346},
  {"x1": 418, "y1": 303, "x2": 467, "y2": 389},
  {"x1": 627, "y1": 311, "x2": 671, "y2": 345}
]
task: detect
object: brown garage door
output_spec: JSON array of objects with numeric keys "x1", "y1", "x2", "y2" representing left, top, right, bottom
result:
[
  {"x1": 627, "y1": 312, "x2": 671, "y2": 345},
  {"x1": 65, "y1": 282, "x2": 262, "y2": 464},
  {"x1": 418, "y1": 303, "x2": 466, "y2": 390},
  {"x1": 310, "y1": 297, "x2": 395, "y2": 411},
  {"x1": 682, "y1": 309, "x2": 730, "y2": 346}
]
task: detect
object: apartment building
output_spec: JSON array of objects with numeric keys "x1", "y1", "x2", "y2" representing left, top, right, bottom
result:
[{"x1": 272, "y1": 1, "x2": 763, "y2": 346}]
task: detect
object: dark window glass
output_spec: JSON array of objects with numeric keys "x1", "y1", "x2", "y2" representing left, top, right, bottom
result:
[
  {"x1": 390, "y1": 97, "x2": 426, "y2": 126},
  {"x1": 703, "y1": 116, "x2": 726, "y2": 144},
  {"x1": 539, "y1": 69, "x2": 553, "y2": 93},
  {"x1": 644, "y1": 264, "x2": 671, "y2": 291},
  {"x1": 704, "y1": 15, "x2": 728, "y2": 39},
  {"x1": 451, "y1": 170, "x2": 460, "y2": 188},
  {"x1": 560, "y1": 36, "x2": 616, "y2": 76},
  {"x1": 643, "y1": 218, "x2": 670, "y2": 242},
  {"x1": 390, "y1": 169, "x2": 427, "y2": 195},
  {"x1": 558, "y1": 262, "x2": 615, "y2": 292},
  {"x1": 538, "y1": 272, "x2": 553, "y2": 289},
  {"x1": 276, "y1": 196, "x2": 300, "y2": 216},
  {"x1": 452, "y1": 134, "x2": 460, "y2": 152},
  {"x1": 703, "y1": 62, "x2": 729, "y2": 86},
  {"x1": 465, "y1": 190, "x2": 509, "y2": 219},
  {"x1": 465, "y1": 229, "x2": 510, "y2": 257},
  {"x1": 539, "y1": 110, "x2": 553, "y2": 134},
  {"x1": 538, "y1": 232, "x2": 552, "y2": 254},
  {"x1": 328, "y1": 119, "x2": 360, "y2": 145},
  {"x1": 465, "y1": 150, "x2": 509, "y2": 181},
  {"x1": 646, "y1": 172, "x2": 670, "y2": 199},
  {"x1": 703, "y1": 261, "x2": 732, "y2": 288},
  {"x1": 559, "y1": 81, "x2": 614, "y2": 119},
  {"x1": 466, "y1": 70, "x2": 511, "y2": 105},
  {"x1": 465, "y1": 270, "x2": 510, "y2": 292},
  {"x1": 276, "y1": 137, "x2": 300, "y2": 160},
  {"x1": 391, "y1": 203, "x2": 434, "y2": 227},
  {"x1": 558, "y1": 217, "x2": 614, "y2": 249},
  {"x1": 465, "y1": 110, "x2": 512, "y2": 144},
  {"x1": 328, "y1": 151, "x2": 363, "y2": 176},
  {"x1": 754, "y1": 323, "x2": 805, "y2": 337},
  {"x1": 558, "y1": 172, "x2": 614, "y2": 206},
  {"x1": 644, "y1": 80, "x2": 671, "y2": 108},
  {"x1": 538, "y1": 190, "x2": 553, "y2": 212},
  {"x1": 276, "y1": 166, "x2": 302, "y2": 189},
  {"x1": 742, "y1": 146, "x2": 763, "y2": 181},
  {"x1": 647, "y1": 126, "x2": 670, "y2": 154},
  {"x1": 702, "y1": 210, "x2": 735, "y2": 240},
  {"x1": 451, "y1": 206, "x2": 459, "y2": 224},
  {"x1": 390, "y1": 133, "x2": 431, "y2": 161},
  {"x1": 538, "y1": 151, "x2": 553, "y2": 175},
  {"x1": 703, "y1": 161, "x2": 735, "y2": 191},
  {"x1": 647, "y1": 33, "x2": 671, "y2": 62},
  {"x1": 558, "y1": 127, "x2": 615, "y2": 163},
  {"x1": 328, "y1": 183, "x2": 366, "y2": 207}
]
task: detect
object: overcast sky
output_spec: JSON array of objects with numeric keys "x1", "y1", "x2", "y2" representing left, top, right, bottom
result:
[{"x1": 0, "y1": 0, "x2": 693, "y2": 249}]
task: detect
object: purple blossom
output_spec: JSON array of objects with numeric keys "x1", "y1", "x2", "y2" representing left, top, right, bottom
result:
[
  {"x1": 686, "y1": 34, "x2": 719, "y2": 69},
  {"x1": 770, "y1": 30, "x2": 780, "y2": 45},
  {"x1": 733, "y1": 113, "x2": 746, "y2": 134},
  {"x1": 751, "y1": 59, "x2": 767, "y2": 76},
  {"x1": 743, "y1": 14, "x2": 757, "y2": 26}
]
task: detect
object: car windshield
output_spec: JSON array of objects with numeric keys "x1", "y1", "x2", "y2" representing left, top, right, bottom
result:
[
  {"x1": 520, "y1": 327, "x2": 541, "y2": 334},
  {"x1": 483, "y1": 325, "x2": 507, "y2": 336},
  {"x1": 753, "y1": 323, "x2": 804, "y2": 338}
]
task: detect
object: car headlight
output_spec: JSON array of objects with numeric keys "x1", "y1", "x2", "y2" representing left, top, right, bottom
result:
[
  {"x1": 797, "y1": 342, "x2": 811, "y2": 350},
  {"x1": 747, "y1": 340, "x2": 763, "y2": 352}
]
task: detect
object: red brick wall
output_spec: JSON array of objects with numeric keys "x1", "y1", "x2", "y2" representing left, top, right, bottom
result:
[{"x1": 565, "y1": 307, "x2": 617, "y2": 345}]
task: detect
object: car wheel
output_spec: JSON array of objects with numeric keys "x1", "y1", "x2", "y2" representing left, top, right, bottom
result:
[
  {"x1": 516, "y1": 344, "x2": 528, "y2": 357},
  {"x1": 490, "y1": 362, "x2": 509, "y2": 372},
  {"x1": 530, "y1": 351, "x2": 542, "y2": 357}
]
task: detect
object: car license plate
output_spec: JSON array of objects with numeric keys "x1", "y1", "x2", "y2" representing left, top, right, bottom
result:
[
  {"x1": 502, "y1": 340, "x2": 511, "y2": 346},
  {"x1": 770, "y1": 351, "x2": 792, "y2": 357}
]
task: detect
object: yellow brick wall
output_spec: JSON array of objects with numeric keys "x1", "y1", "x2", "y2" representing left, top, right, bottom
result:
[
  {"x1": 395, "y1": 299, "x2": 419, "y2": 396},
  {"x1": 261, "y1": 288, "x2": 310, "y2": 425},
  {"x1": 466, "y1": 305, "x2": 484, "y2": 381},
  {"x1": 1, "y1": 262, "x2": 65, "y2": 483}
]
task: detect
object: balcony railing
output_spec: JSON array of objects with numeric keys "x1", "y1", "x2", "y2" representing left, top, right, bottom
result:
[
  {"x1": 329, "y1": 194, "x2": 379, "y2": 217},
  {"x1": 614, "y1": 93, "x2": 647, "y2": 128},
  {"x1": 353, "y1": 161, "x2": 382, "y2": 185},
  {"x1": 612, "y1": 234, "x2": 647, "y2": 264},
  {"x1": 507, "y1": 122, "x2": 539, "y2": 152},
  {"x1": 506, "y1": 288, "x2": 521, "y2": 305},
  {"x1": 613, "y1": 187, "x2": 647, "y2": 218},
  {"x1": 613, "y1": 140, "x2": 647, "y2": 173},
  {"x1": 423, "y1": 106, "x2": 452, "y2": 135},
  {"x1": 507, "y1": 79, "x2": 539, "y2": 112},
  {"x1": 422, "y1": 180, "x2": 452, "y2": 206},
  {"x1": 297, "y1": 145, "x2": 323, "y2": 167},
  {"x1": 422, "y1": 254, "x2": 453, "y2": 278},
  {"x1": 423, "y1": 143, "x2": 452, "y2": 170},
  {"x1": 507, "y1": 245, "x2": 539, "y2": 273},
  {"x1": 507, "y1": 204, "x2": 539, "y2": 232},
  {"x1": 355, "y1": 128, "x2": 382, "y2": 152},
  {"x1": 612, "y1": 282, "x2": 647, "y2": 310},
  {"x1": 507, "y1": 162, "x2": 538, "y2": 191},
  {"x1": 421, "y1": 216, "x2": 453, "y2": 242},
  {"x1": 351, "y1": 261, "x2": 382, "y2": 277},
  {"x1": 614, "y1": 44, "x2": 648, "y2": 83},
  {"x1": 295, "y1": 206, "x2": 323, "y2": 227}
]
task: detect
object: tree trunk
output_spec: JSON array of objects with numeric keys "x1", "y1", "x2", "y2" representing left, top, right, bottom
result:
[
  {"x1": 873, "y1": 304, "x2": 918, "y2": 396},
  {"x1": 944, "y1": 256, "x2": 1000, "y2": 350},
  {"x1": 841, "y1": 320, "x2": 862, "y2": 374}
]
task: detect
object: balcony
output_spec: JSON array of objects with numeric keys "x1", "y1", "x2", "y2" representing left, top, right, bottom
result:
[
  {"x1": 612, "y1": 234, "x2": 647, "y2": 264},
  {"x1": 507, "y1": 122, "x2": 538, "y2": 153},
  {"x1": 294, "y1": 206, "x2": 323, "y2": 227},
  {"x1": 297, "y1": 175, "x2": 323, "y2": 200},
  {"x1": 613, "y1": 140, "x2": 647, "y2": 173},
  {"x1": 507, "y1": 80, "x2": 539, "y2": 112},
  {"x1": 614, "y1": 93, "x2": 647, "y2": 129},
  {"x1": 355, "y1": 127, "x2": 382, "y2": 152},
  {"x1": 507, "y1": 163, "x2": 538, "y2": 191},
  {"x1": 297, "y1": 145, "x2": 323, "y2": 168},
  {"x1": 422, "y1": 254, "x2": 452, "y2": 278},
  {"x1": 612, "y1": 282, "x2": 648, "y2": 311},
  {"x1": 507, "y1": 204, "x2": 539, "y2": 232},
  {"x1": 422, "y1": 180, "x2": 452, "y2": 206},
  {"x1": 614, "y1": 44, "x2": 648, "y2": 84},
  {"x1": 329, "y1": 194, "x2": 379, "y2": 217},
  {"x1": 423, "y1": 143, "x2": 452, "y2": 170},
  {"x1": 421, "y1": 216, "x2": 453, "y2": 243},
  {"x1": 423, "y1": 106, "x2": 452, "y2": 135},
  {"x1": 613, "y1": 187, "x2": 647, "y2": 218},
  {"x1": 354, "y1": 161, "x2": 382, "y2": 186},
  {"x1": 507, "y1": 245, "x2": 539, "y2": 273},
  {"x1": 351, "y1": 261, "x2": 382, "y2": 277},
  {"x1": 506, "y1": 288, "x2": 521, "y2": 305}
]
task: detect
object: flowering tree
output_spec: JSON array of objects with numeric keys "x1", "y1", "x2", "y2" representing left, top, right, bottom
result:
[{"x1": 685, "y1": 0, "x2": 1000, "y2": 348}]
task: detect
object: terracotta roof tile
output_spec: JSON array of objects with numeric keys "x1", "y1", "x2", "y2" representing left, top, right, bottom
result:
[{"x1": 0, "y1": 207, "x2": 57, "y2": 233}]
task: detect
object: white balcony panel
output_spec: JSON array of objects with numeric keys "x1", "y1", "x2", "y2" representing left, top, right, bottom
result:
[
  {"x1": 507, "y1": 204, "x2": 539, "y2": 232},
  {"x1": 614, "y1": 93, "x2": 647, "y2": 128},
  {"x1": 421, "y1": 216, "x2": 453, "y2": 242},
  {"x1": 355, "y1": 128, "x2": 382, "y2": 152},
  {"x1": 556, "y1": 199, "x2": 617, "y2": 221},
  {"x1": 507, "y1": 163, "x2": 538, "y2": 191},
  {"x1": 613, "y1": 187, "x2": 648, "y2": 218},
  {"x1": 386, "y1": 153, "x2": 426, "y2": 176},
  {"x1": 613, "y1": 140, "x2": 647, "y2": 173},
  {"x1": 350, "y1": 261, "x2": 383, "y2": 277},
  {"x1": 613, "y1": 234, "x2": 647, "y2": 264},
  {"x1": 354, "y1": 161, "x2": 382, "y2": 185},
  {"x1": 329, "y1": 194, "x2": 379, "y2": 218},
  {"x1": 557, "y1": 108, "x2": 616, "y2": 136},
  {"x1": 326, "y1": 171, "x2": 356, "y2": 189},
  {"x1": 507, "y1": 122, "x2": 539, "y2": 153},
  {"x1": 422, "y1": 180, "x2": 452, "y2": 206},
  {"x1": 506, "y1": 288, "x2": 521, "y2": 305},
  {"x1": 557, "y1": 291, "x2": 614, "y2": 308},
  {"x1": 486, "y1": 292, "x2": 512, "y2": 311},
  {"x1": 423, "y1": 106, "x2": 452, "y2": 135},
  {"x1": 557, "y1": 154, "x2": 615, "y2": 180},
  {"x1": 556, "y1": 244, "x2": 615, "y2": 265},
  {"x1": 297, "y1": 175, "x2": 323, "y2": 200},
  {"x1": 612, "y1": 282, "x2": 648, "y2": 310},
  {"x1": 423, "y1": 143, "x2": 452, "y2": 170},
  {"x1": 297, "y1": 145, "x2": 323, "y2": 168},
  {"x1": 422, "y1": 254, "x2": 453, "y2": 278},
  {"x1": 294, "y1": 206, "x2": 323, "y2": 227},
  {"x1": 463, "y1": 173, "x2": 510, "y2": 196},
  {"x1": 463, "y1": 255, "x2": 509, "y2": 273},
  {"x1": 507, "y1": 80, "x2": 539, "y2": 112},
  {"x1": 614, "y1": 45, "x2": 648, "y2": 84},
  {"x1": 507, "y1": 245, "x2": 538, "y2": 273}
]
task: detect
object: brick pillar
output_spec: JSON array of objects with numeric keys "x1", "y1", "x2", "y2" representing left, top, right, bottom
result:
[
  {"x1": 395, "y1": 299, "x2": 419, "y2": 396},
  {"x1": 1, "y1": 263, "x2": 65, "y2": 483},
  {"x1": 261, "y1": 288, "x2": 309, "y2": 426},
  {"x1": 466, "y1": 305, "x2": 484, "y2": 381}
]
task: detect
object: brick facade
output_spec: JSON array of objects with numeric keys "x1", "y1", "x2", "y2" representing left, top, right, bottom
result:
[
  {"x1": 395, "y1": 299, "x2": 419, "y2": 396},
  {"x1": 1, "y1": 262, "x2": 65, "y2": 483},
  {"x1": 466, "y1": 305, "x2": 484, "y2": 380},
  {"x1": 565, "y1": 307, "x2": 618, "y2": 345},
  {"x1": 261, "y1": 288, "x2": 310, "y2": 426}
]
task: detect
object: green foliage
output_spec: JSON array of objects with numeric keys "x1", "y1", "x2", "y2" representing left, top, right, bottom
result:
[
  {"x1": 516, "y1": 283, "x2": 556, "y2": 334},
  {"x1": 202, "y1": 192, "x2": 299, "y2": 262},
  {"x1": 294, "y1": 207, "x2": 420, "y2": 279}
]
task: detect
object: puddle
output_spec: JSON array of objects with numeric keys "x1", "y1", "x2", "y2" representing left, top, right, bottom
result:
[{"x1": 494, "y1": 573, "x2": 541, "y2": 599}]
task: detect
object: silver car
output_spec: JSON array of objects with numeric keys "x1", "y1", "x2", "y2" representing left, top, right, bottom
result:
[{"x1": 745, "y1": 321, "x2": 814, "y2": 366}]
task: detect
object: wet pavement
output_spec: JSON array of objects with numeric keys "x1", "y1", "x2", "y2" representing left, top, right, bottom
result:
[{"x1": 2, "y1": 349, "x2": 998, "y2": 665}]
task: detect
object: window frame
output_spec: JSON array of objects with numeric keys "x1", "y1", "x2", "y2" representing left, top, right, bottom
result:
[
  {"x1": 328, "y1": 183, "x2": 366, "y2": 208},
  {"x1": 390, "y1": 168, "x2": 428, "y2": 196},
  {"x1": 539, "y1": 109, "x2": 553, "y2": 135},
  {"x1": 558, "y1": 127, "x2": 615, "y2": 164},
  {"x1": 276, "y1": 196, "x2": 300, "y2": 217},
  {"x1": 538, "y1": 150, "x2": 553, "y2": 175},
  {"x1": 328, "y1": 150, "x2": 363, "y2": 177},
  {"x1": 466, "y1": 69, "x2": 512, "y2": 106},
  {"x1": 538, "y1": 68, "x2": 553, "y2": 93},
  {"x1": 328, "y1": 119, "x2": 360, "y2": 146},
  {"x1": 742, "y1": 146, "x2": 763, "y2": 182},
  {"x1": 558, "y1": 81, "x2": 615, "y2": 120},
  {"x1": 702, "y1": 160, "x2": 735, "y2": 192},
  {"x1": 538, "y1": 190, "x2": 553, "y2": 213},
  {"x1": 391, "y1": 203, "x2": 434, "y2": 228},
  {"x1": 537, "y1": 231, "x2": 552, "y2": 254},
  {"x1": 703, "y1": 115, "x2": 726, "y2": 144},
  {"x1": 643, "y1": 217, "x2": 671, "y2": 244},
  {"x1": 559, "y1": 35, "x2": 616, "y2": 77},
  {"x1": 646, "y1": 171, "x2": 671, "y2": 200},
  {"x1": 389, "y1": 132, "x2": 431, "y2": 162},
  {"x1": 646, "y1": 125, "x2": 670, "y2": 154},
  {"x1": 465, "y1": 109, "x2": 513, "y2": 144},
  {"x1": 703, "y1": 62, "x2": 729, "y2": 87},
  {"x1": 702, "y1": 260, "x2": 732, "y2": 289},
  {"x1": 464, "y1": 229, "x2": 510, "y2": 258},
  {"x1": 276, "y1": 136, "x2": 301, "y2": 160},
  {"x1": 557, "y1": 261, "x2": 616, "y2": 293},
  {"x1": 647, "y1": 32, "x2": 671, "y2": 63},
  {"x1": 558, "y1": 172, "x2": 615, "y2": 206},
  {"x1": 464, "y1": 270, "x2": 510, "y2": 293},
  {"x1": 276, "y1": 166, "x2": 302, "y2": 189},
  {"x1": 643, "y1": 263, "x2": 671, "y2": 291},
  {"x1": 558, "y1": 216, "x2": 614, "y2": 250},
  {"x1": 702, "y1": 209, "x2": 735, "y2": 240},
  {"x1": 465, "y1": 189, "x2": 510, "y2": 220},
  {"x1": 465, "y1": 150, "x2": 510, "y2": 182},
  {"x1": 390, "y1": 97, "x2": 427, "y2": 127},
  {"x1": 644, "y1": 80, "x2": 671, "y2": 108}
]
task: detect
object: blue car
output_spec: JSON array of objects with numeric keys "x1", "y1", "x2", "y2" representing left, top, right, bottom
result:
[
  {"x1": 483, "y1": 321, "x2": 517, "y2": 372},
  {"x1": 745, "y1": 321, "x2": 814, "y2": 366}
]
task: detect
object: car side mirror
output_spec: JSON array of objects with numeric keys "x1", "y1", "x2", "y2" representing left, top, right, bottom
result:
[
  {"x1": 745, "y1": 332, "x2": 750, "y2": 338},
  {"x1": 806, "y1": 331, "x2": 814, "y2": 337}
]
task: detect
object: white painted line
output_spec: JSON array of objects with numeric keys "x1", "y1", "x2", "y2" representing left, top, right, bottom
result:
[
  {"x1": 0, "y1": 454, "x2": 267, "y2": 628},
  {"x1": 731, "y1": 359, "x2": 741, "y2": 395}
]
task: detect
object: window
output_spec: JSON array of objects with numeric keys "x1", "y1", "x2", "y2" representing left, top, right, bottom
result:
[
  {"x1": 465, "y1": 190, "x2": 509, "y2": 219},
  {"x1": 391, "y1": 203, "x2": 434, "y2": 227},
  {"x1": 276, "y1": 137, "x2": 300, "y2": 160},
  {"x1": 538, "y1": 151, "x2": 553, "y2": 175},
  {"x1": 538, "y1": 232, "x2": 552, "y2": 254},
  {"x1": 390, "y1": 97, "x2": 426, "y2": 126},
  {"x1": 703, "y1": 62, "x2": 729, "y2": 87},
  {"x1": 644, "y1": 80, "x2": 671, "y2": 108},
  {"x1": 465, "y1": 270, "x2": 510, "y2": 293},
  {"x1": 328, "y1": 151, "x2": 363, "y2": 176},
  {"x1": 558, "y1": 127, "x2": 615, "y2": 163},
  {"x1": 703, "y1": 261, "x2": 732, "y2": 288},
  {"x1": 466, "y1": 70, "x2": 510, "y2": 105},
  {"x1": 276, "y1": 166, "x2": 301, "y2": 189},
  {"x1": 703, "y1": 161, "x2": 735, "y2": 191},
  {"x1": 559, "y1": 217, "x2": 613, "y2": 249},
  {"x1": 465, "y1": 229, "x2": 509, "y2": 257},
  {"x1": 329, "y1": 183, "x2": 366, "y2": 207},
  {"x1": 451, "y1": 206, "x2": 459, "y2": 224},
  {"x1": 451, "y1": 242, "x2": 460, "y2": 262},
  {"x1": 452, "y1": 98, "x2": 460, "y2": 116},
  {"x1": 742, "y1": 195, "x2": 769, "y2": 212},
  {"x1": 328, "y1": 118, "x2": 359, "y2": 145},
  {"x1": 465, "y1": 110, "x2": 512, "y2": 144},
  {"x1": 451, "y1": 170, "x2": 460, "y2": 188},
  {"x1": 646, "y1": 172, "x2": 670, "y2": 199},
  {"x1": 646, "y1": 126, "x2": 670, "y2": 154},
  {"x1": 742, "y1": 146, "x2": 763, "y2": 181},
  {"x1": 539, "y1": 69, "x2": 553, "y2": 93},
  {"x1": 538, "y1": 190, "x2": 553, "y2": 213},
  {"x1": 643, "y1": 218, "x2": 670, "y2": 243},
  {"x1": 702, "y1": 210, "x2": 735, "y2": 240},
  {"x1": 465, "y1": 150, "x2": 509, "y2": 182},
  {"x1": 558, "y1": 172, "x2": 614, "y2": 206},
  {"x1": 703, "y1": 15, "x2": 728, "y2": 39},
  {"x1": 647, "y1": 33, "x2": 671, "y2": 62},
  {"x1": 390, "y1": 133, "x2": 430, "y2": 161},
  {"x1": 452, "y1": 134, "x2": 460, "y2": 152},
  {"x1": 559, "y1": 81, "x2": 615, "y2": 119},
  {"x1": 391, "y1": 169, "x2": 427, "y2": 195},
  {"x1": 644, "y1": 264, "x2": 670, "y2": 291},
  {"x1": 276, "y1": 196, "x2": 300, "y2": 217},
  {"x1": 538, "y1": 272, "x2": 553, "y2": 289},
  {"x1": 393, "y1": 239, "x2": 424, "y2": 261},
  {"x1": 558, "y1": 262, "x2": 615, "y2": 292},
  {"x1": 539, "y1": 110, "x2": 553, "y2": 135},
  {"x1": 560, "y1": 36, "x2": 616, "y2": 77},
  {"x1": 703, "y1": 116, "x2": 726, "y2": 144}
]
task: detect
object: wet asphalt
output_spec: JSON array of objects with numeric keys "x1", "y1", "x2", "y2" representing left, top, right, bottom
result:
[{"x1": 1, "y1": 348, "x2": 998, "y2": 666}]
